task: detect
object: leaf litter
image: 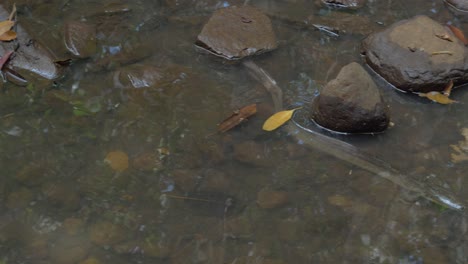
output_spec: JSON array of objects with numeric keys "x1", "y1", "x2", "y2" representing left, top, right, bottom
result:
[
  {"x1": 262, "y1": 107, "x2": 302, "y2": 131},
  {"x1": 217, "y1": 103, "x2": 257, "y2": 133},
  {"x1": 0, "y1": 4, "x2": 17, "y2": 41}
]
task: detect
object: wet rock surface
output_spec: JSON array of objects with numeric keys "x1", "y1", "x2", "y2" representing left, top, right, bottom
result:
[
  {"x1": 196, "y1": 5, "x2": 277, "y2": 60},
  {"x1": 362, "y1": 15, "x2": 468, "y2": 93},
  {"x1": 63, "y1": 20, "x2": 97, "y2": 58},
  {"x1": 445, "y1": 0, "x2": 468, "y2": 12},
  {"x1": 0, "y1": 5, "x2": 62, "y2": 83},
  {"x1": 311, "y1": 62, "x2": 390, "y2": 133},
  {"x1": 320, "y1": 0, "x2": 367, "y2": 10}
]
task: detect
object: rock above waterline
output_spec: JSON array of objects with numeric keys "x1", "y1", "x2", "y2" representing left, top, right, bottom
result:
[
  {"x1": 362, "y1": 15, "x2": 468, "y2": 93},
  {"x1": 196, "y1": 5, "x2": 277, "y2": 60},
  {"x1": 311, "y1": 62, "x2": 390, "y2": 134},
  {"x1": 0, "y1": 5, "x2": 61, "y2": 83}
]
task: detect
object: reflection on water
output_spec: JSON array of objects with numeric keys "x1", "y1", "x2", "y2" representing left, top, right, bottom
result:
[{"x1": 1, "y1": 0, "x2": 468, "y2": 263}]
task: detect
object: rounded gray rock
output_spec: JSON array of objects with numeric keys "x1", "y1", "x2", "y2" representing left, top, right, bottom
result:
[
  {"x1": 311, "y1": 62, "x2": 390, "y2": 134},
  {"x1": 362, "y1": 15, "x2": 468, "y2": 93},
  {"x1": 196, "y1": 5, "x2": 277, "y2": 60}
]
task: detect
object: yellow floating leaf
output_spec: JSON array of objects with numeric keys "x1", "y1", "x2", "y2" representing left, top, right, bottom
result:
[
  {"x1": 104, "y1": 150, "x2": 129, "y2": 172},
  {"x1": 262, "y1": 107, "x2": 302, "y2": 131},
  {"x1": 0, "y1": 30, "x2": 16, "y2": 41},
  {"x1": 419, "y1": 91, "x2": 457, "y2": 105},
  {"x1": 0, "y1": 20, "x2": 14, "y2": 37}
]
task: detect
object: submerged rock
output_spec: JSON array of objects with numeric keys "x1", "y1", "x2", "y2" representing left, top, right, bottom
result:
[
  {"x1": 256, "y1": 188, "x2": 289, "y2": 209},
  {"x1": 63, "y1": 20, "x2": 97, "y2": 58},
  {"x1": 362, "y1": 15, "x2": 468, "y2": 93},
  {"x1": 311, "y1": 62, "x2": 390, "y2": 133},
  {"x1": 196, "y1": 5, "x2": 277, "y2": 60}
]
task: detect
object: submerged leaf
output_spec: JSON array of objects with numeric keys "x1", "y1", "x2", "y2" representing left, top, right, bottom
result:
[
  {"x1": 418, "y1": 91, "x2": 458, "y2": 105},
  {"x1": 217, "y1": 103, "x2": 257, "y2": 133},
  {"x1": 105, "y1": 151, "x2": 129, "y2": 172},
  {"x1": 262, "y1": 107, "x2": 302, "y2": 131}
]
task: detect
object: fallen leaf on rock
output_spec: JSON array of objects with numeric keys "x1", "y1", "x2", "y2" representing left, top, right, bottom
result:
[
  {"x1": 262, "y1": 107, "x2": 302, "y2": 131},
  {"x1": 443, "y1": 80, "x2": 454, "y2": 96},
  {"x1": 0, "y1": 20, "x2": 14, "y2": 36},
  {"x1": 0, "y1": 50, "x2": 13, "y2": 70},
  {"x1": 8, "y1": 4, "x2": 16, "y2": 21},
  {"x1": 435, "y1": 33, "x2": 453, "y2": 42},
  {"x1": 448, "y1": 24, "x2": 468, "y2": 45},
  {"x1": 217, "y1": 103, "x2": 257, "y2": 133},
  {"x1": 0, "y1": 30, "x2": 16, "y2": 41},
  {"x1": 418, "y1": 91, "x2": 458, "y2": 105},
  {"x1": 0, "y1": 5, "x2": 17, "y2": 42},
  {"x1": 104, "y1": 150, "x2": 129, "y2": 172}
]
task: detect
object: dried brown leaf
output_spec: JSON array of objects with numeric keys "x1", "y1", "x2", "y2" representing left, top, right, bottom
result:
[
  {"x1": 8, "y1": 4, "x2": 16, "y2": 22},
  {"x1": 443, "y1": 80, "x2": 454, "y2": 96},
  {"x1": 447, "y1": 24, "x2": 468, "y2": 45},
  {"x1": 217, "y1": 103, "x2": 257, "y2": 133},
  {"x1": 104, "y1": 150, "x2": 129, "y2": 172},
  {"x1": 0, "y1": 50, "x2": 13, "y2": 70},
  {"x1": 0, "y1": 20, "x2": 14, "y2": 37},
  {"x1": 418, "y1": 91, "x2": 458, "y2": 105},
  {"x1": 0, "y1": 30, "x2": 16, "y2": 41}
]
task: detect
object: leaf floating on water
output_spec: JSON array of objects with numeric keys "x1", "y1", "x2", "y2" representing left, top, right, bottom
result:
[
  {"x1": 105, "y1": 150, "x2": 129, "y2": 172},
  {"x1": 443, "y1": 80, "x2": 454, "y2": 96},
  {"x1": 418, "y1": 91, "x2": 458, "y2": 105},
  {"x1": 262, "y1": 107, "x2": 302, "y2": 131},
  {"x1": 447, "y1": 24, "x2": 468, "y2": 45},
  {"x1": 217, "y1": 103, "x2": 257, "y2": 133}
]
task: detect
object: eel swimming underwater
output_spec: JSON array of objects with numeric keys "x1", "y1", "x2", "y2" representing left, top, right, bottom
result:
[{"x1": 243, "y1": 59, "x2": 465, "y2": 211}]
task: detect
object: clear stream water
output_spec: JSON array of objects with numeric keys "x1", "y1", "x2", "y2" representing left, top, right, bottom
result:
[{"x1": 1, "y1": 0, "x2": 468, "y2": 263}]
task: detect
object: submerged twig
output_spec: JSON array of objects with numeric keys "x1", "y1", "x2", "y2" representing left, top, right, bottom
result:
[{"x1": 242, "y1": 59, "x2": 283, "y2": 111}]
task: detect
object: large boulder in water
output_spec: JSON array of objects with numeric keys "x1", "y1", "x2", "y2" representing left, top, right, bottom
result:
[
  {"x1": 0, "y1": 4, "x2": 62, "y2": 85},
  {"x1": 311, "y1": 62, "x2": 390, "y2": 134},
  {"x1": 195, "y1": 5, "x2": 277, "y2": 60},
  {"x1": 362, "y1": 15, "x2": 468, "y2": 93}
]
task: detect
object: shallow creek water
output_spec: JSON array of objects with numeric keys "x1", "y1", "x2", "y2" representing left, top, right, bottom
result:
[{"x1": 1, "y1": 0, "x2": 468, "y2": 263}]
